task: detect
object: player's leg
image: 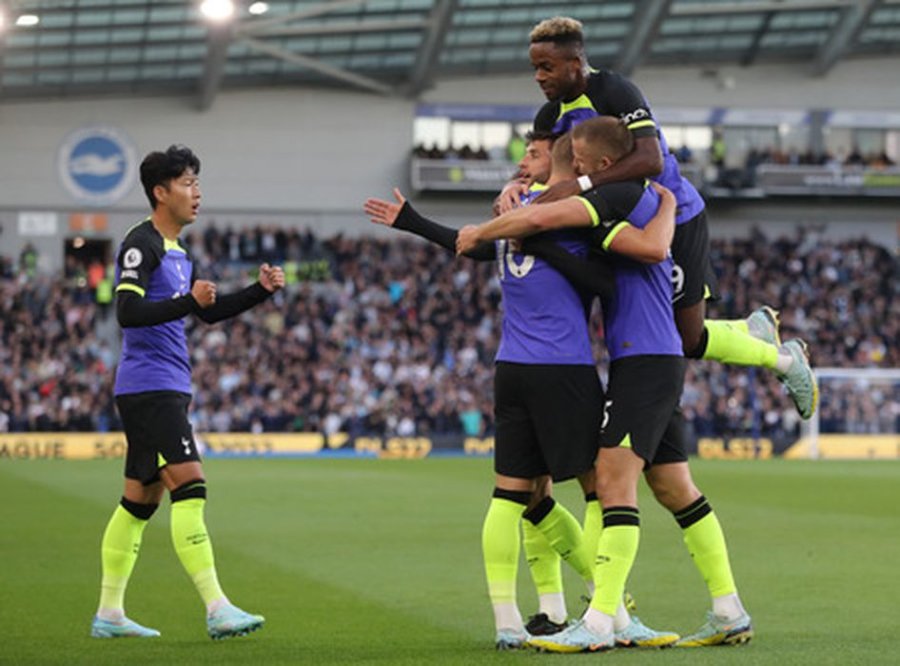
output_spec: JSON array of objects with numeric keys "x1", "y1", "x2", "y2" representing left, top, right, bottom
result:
[
  {"x1": 93, "y1": 393, "x2": 164, "y2": 638},
  {"x1": 93, "y1": 479, "x2": 164, "y2": 638},
  {"x1": 158, "y1": 393, "x2": 263, "y2": 639},
  {"x1": 522, "y1": 475, "x2": 567, "y2": 634},
  {"x1": 580, "y1": 484, "x2": 602, "y2": 571},
  {"x1": 644, "y1": 460, "x2": 752, "y2": 647},
  {"x1": 530, "y1": 448, "x2": 643, "y2": 653},
  {"x1": 531, "y1": 358, "x2": 681, "y2": 652},
  {"x1": 526, "y1": 364, "x2": 600, "y2": 597},
  {"x1": 673, "y1": 213, "x2": 817, "y2": 417},
  {"x1": 486, "y1": 363, "x2": 538, "y2": 648},
  {"x1": 484, "y1": 478, "x2": 533, "y2": 648}
]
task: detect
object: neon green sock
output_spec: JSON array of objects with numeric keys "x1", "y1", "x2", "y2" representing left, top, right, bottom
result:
[
  {"x1": 590, "y1": 508, "x2": 640, "y2": 616},
  {"x1": 682, "y1": 511, "x2": 737, "y2": 598},
  {"x1": 98, "y1": 505, "x2": 150, "y2": 614},
  {"x1": 719, "y1": 318, "x2": 749, "y2": 335},
  {"x1": 170, "y1": 498, "x2": 225, "y2": 606},
  {"x1": 703, "y1": 320, "x2": 779, "y2": 369},
  {"x1": 482, "y1": 497, "x2": 526, "y2": 607},
  {"x1": 582, "y1": 497, "x2": 602, "y2": 567},
  {"x1": 522, "y1": 519, "x2": 563, "y2": 595},
  {"x1": 532, "y1": 500, "x2": 593, "y2": 584}
]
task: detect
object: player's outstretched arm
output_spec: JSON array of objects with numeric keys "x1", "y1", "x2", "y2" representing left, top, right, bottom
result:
[
  {"x1": 364, "y1": 189, "x2": 496, "y2": 260},
  {"x1": 456, "y1": 197, "x2": 591, "y2": 255},
  {"x1": 606, "y1": 182, "x2": 675, "y2": 263},
  {"x1": 363, "y1": 187, "x2": 406, "y2": 227}
]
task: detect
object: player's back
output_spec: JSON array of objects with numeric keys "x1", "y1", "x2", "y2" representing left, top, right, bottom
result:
[
  {"x1": 495, "y1": 184, "x2": 595, "y2": 366},
  {"x1": 579, "y1": 181, "x2": 681, "y2": 361}
]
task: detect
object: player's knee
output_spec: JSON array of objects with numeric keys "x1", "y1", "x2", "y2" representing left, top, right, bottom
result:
[
  {"x1": 170, "y1": 478, "x2": 207, "y2": 503},
  {"x1": 682, "y1": 325, "x2": 708, "y2": 359},
  {"x1": 120, "y1": 496, "x2": 159, "y2": 520}
]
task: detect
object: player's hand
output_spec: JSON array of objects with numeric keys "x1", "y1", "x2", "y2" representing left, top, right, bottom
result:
[
  {"x1": 650, "y1": 181, "x2": 676, "y2": 210},
  {"x1": 258, "y1": 263, "x2": 285, "y2": 292},
  {"x1": 363, "y1": 188, "x2": 405, "y2": 227},
  {"x1": 456, "y1": 225, "x2": 481, "y2": 256},
  {"x1": 191, "y1": 279, "x2": 216, "y2": 308},
  {"x1": 533, "y1": 178, "x2": 580, "y2": 203},
  {"x1": 493, "y1": 180, "x2": 528, "y2": 215}
]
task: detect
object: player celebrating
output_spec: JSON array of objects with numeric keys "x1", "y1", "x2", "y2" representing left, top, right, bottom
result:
[
  {"x1": 91, "y1": 145, "x2": 284, "y2": 640},
  {"x1": 366, "y1": 134, "x2": 679, "y2": 650},
  {"x1": 458, "y1": 117, "x2": 753, "y2": 651},
  {"x1": 511, "y1": 15, "x2": 817, "y2": 420}
]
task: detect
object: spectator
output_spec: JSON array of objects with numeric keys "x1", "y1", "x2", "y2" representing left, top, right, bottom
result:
[{"x1": 2, "y1": 226, "x2": 895, "y2": 443}]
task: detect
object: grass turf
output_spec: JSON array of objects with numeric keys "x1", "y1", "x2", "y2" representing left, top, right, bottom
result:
[{"x1": 0, "y1": 457, "x2": 897, "y2": 665}]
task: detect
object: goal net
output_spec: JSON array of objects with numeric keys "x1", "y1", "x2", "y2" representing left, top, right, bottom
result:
[{"x1": 786, "y1": 367, "x2": 900, "y2": 460}]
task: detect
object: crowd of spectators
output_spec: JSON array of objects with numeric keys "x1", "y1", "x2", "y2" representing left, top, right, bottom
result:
[
  {"x1": 412, "y1": 143, "x2": 506, "y2": 162},
  {"x1": 746, "y1": 147, "x2": 897, "y2": 170},
  {"x1": 1, "y1": 225, "x2": 896, "y2": 447}
]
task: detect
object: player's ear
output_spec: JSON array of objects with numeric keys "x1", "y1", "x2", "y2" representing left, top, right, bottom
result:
[{"x1": 153, "y1": 183, "x2": 168, "y2": 206}]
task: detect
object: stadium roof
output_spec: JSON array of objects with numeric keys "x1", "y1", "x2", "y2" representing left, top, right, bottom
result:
[{"x1": 0, "y1": 0, "x2": 898, "y2": 108}]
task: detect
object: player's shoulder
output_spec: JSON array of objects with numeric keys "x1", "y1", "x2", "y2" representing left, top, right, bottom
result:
[
  {"x1": 583, "y1": 179, "x2": 646, "y2": 209},
  {"x1": 587, "y1": 68, "x2": 632, "y2": 92},
  {"x1": 117, "y1": 219, "x2": 163, "y2": 267},
  {"x1": 121, "y1": 219, "x2": 159, "y2": 249},
  {"x1": 533, "y1": 100, "x2": 561, "y2": 130}
]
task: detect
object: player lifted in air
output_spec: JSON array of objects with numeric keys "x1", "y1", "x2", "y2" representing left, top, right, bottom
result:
[{"x1": 496, "y1": 16, "x2": 817, "y2": 420}]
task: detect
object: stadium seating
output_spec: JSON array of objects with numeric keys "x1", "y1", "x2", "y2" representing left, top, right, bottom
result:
[{"x1": 0, "y1": 225, "x2": 894, "y2": 442}]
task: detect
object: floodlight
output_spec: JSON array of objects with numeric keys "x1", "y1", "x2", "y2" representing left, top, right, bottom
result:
[
  {"x1": 200, "y1": 0, "x2": 235, "y2": 22},
  {"x1": 16, "y1": 14, "x2": 40, "y2": 27}
]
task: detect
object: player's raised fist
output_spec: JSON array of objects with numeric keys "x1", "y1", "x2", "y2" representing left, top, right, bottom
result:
[
  {"x1": 192, "y1": 279, "x2": 217, "y2": 307},
  {"x1": 258, "y1": 263, "x2": 285, "y2": 292}
]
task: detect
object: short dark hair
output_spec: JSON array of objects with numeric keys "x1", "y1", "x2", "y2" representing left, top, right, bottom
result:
[
  {"x1": 524, "y1": 129, "x2": 557, "y2": 145},
  {"x1": 140, "y1": 144, "x2": 201, "y2": 209}
]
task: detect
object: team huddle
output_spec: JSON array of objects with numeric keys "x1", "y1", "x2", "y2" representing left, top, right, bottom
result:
[
  {"x1": 96, "y1": 14, "x2": 816, "y2": 652},
  {"x1": 365, "y1": 16, "x2": 817, "y2": 653}
]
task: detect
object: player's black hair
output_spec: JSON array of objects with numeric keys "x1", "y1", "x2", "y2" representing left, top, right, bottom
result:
[{"x1": 140, "y1": 144, "x2": 201, "y2": 209}]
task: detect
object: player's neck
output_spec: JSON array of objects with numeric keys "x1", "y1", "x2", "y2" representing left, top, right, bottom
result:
[
  {"x1": 547, "y1": 171, "x2": 576, "y2": 186},
  {"x1": 150, "y1": 211, "x2": 183, "y2": 241},
  {"x1": 560, "y1": 70, "x2": 589, "y2": 103}
]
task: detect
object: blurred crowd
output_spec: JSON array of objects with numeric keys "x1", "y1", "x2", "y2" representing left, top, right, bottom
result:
[
  {"x1": 746, "y1": 147, "x2": 896, "y2": 170},
  {"x1": 1, "y1": 225, "x2": 896, "y2": 445}
]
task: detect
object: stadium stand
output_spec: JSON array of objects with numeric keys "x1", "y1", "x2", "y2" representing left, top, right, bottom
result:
[{"x1": 2, "y1": 225, "x2": 894, "y2": 448}]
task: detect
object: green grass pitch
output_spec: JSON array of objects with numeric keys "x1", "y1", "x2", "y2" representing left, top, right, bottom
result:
[{"x1": 1, "y1": 457, "x2": 897, "y2": 665}]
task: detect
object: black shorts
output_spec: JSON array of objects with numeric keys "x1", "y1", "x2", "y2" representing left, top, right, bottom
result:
[
  {"x1": 671, "y1": 210, "x2": 719, "y2": 309},
  {"x1": 598, "y1": 356, "x2": 687, "y2": 466},
  {"x1": 116, "y1": 391, "x2": 200, "y2": 484},
  {"x1": 494, "y1": 362, "x2": 603, "y2": 482}
]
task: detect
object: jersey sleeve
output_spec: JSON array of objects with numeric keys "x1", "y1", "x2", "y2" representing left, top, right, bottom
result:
[
  {"x1": 533, "y1": 102, "x2": 559, "y2": 133},
  {"x1": 577, "y1": 188, "x2": 631, "y2": 252},
  {"x1": 589, "y1": 72, "x2": 657, "y2": 139},
  {"x1": 115, "y1": 231, "x2": 159, "y2": 298}
]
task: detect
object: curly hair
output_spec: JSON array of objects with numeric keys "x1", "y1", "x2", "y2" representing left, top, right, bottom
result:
[{"x1": 529, "y1": 16, "x2": 584, "y2": 45}]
